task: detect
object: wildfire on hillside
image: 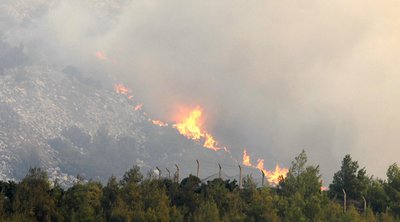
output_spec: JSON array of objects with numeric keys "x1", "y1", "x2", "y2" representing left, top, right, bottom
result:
[
  {"x1": 242, "y1": 149, "x2": 288, "y2": 185},
  {"x1": 112, "y1": 81, "x2": 289, "y2": 184},
  {"x1": 173, "y1": 108, "x2": 220, "y2": 151},
  {"x1": 114, "y1": 83, "x2": 129, "y2": 95}
]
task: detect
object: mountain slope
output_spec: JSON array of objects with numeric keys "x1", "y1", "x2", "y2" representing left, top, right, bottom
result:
[{"x1": 0, "y1": 64, "x2": 236, "y2": 185}]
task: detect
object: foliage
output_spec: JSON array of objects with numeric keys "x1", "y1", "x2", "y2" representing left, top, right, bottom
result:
[{"x1": 0, "y1": 154, "x2": 399, "y2": 221}]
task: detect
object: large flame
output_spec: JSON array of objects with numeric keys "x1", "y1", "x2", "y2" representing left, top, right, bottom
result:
[
  {"x1": 112, "y1": 82, "x2": 288, "y2": 183},
  {"x1": 174, "y1": 108, "x2": 220, "y2": 151},
  {"x1": 242, "y1": 149, "x2": 288, "y2": 185},
  {"x1": 175, "y1": 109, "x2": 203, "y2": 140}
]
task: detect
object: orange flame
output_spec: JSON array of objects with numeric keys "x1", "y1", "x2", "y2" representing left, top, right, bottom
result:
[
  {"x1": 243, "y1": 149, "x2": 252, "y2": 167},
  {"x1": 242, "y1": 149, "x2": 288, "y2": 185},
  {"x1": 264, "y1": 164, "x2": 288, "y2": 184},
  {"x1": 134, "y1": 104, "x2": 143, "y2": 111},
  {"x1": 152, "y1": 120, "x2": 168, "y2": 127},
  {"x1": 174, "y1": 108, "x2": 220, "y2": 151},
  {"x1": 112, "y1": 82, "x2": 287, "y2": 180},
  {"x1": 114, "y1": 83, "x2": 129, "y2": 95}
]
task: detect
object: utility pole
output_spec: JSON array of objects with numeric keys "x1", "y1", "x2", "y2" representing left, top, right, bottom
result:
[
  {"x1": 239, "y1": 165, "x2": 242, "y2": 189},
  {"x1": 261, "y1": 170, "x2": 265, "y2": 187},
  {"x1": 362, "y1": 196, "x2": 367, "y2": 219},
  {"x1": 166, "y1": 168, "x2": 171, "y2": 180},
  {"x1": 196, "y1": 159, "x2": 200, "y2": 178},
  {"x1": 175, "y1": 164, "x2": 180, "y2": 183},
  {"x1": 156, "y1": 167, "x2": 162, "y2": 180},
  {"x1": 218, "y1": 163, "x2": 222, "y2": 178},
  {"x1": 342, "y1": 189, "x2": 347, "y2": 213}
]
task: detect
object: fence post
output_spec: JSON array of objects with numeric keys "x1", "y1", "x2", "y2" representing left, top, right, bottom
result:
[{"x1": 239, "y1": 165, "x2": 242, "y2": 189}]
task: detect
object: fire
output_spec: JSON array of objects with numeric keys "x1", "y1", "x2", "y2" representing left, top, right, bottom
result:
[
  {"x1": 96, "y1": 51, "x2": 107, "y2": 60},
  {"x1": 152, "y1": 120, "x2": 168, "y2": 127},
  {"x1": 174, "y1": 108, "x2": 220, "y2": 151},
  {"x1": 242, "y1": 149, "x2": 288, "y2": 185},
  {"x1": 264, "y1": 164, "x2": 288, "y2": 184},
  {"x1": 114, "y1": 83, "x2": 129, "y2": 95},
  {"x1": 204, "y1": 133, "x2": 218, "y2": 150},
  {"x1": 112, "y1": 81, "x2": 288, "y2": 181},
  {"x1": 321, "y1": 186, "x2": 329, "y2": 191},
  {"x1": 243, "y1": 149, "x2": 252, "y2": 167},
  {"x1": 175, "y1": 109, "x2": 203, "y2": 140},
  {"x1": 134, "y1": 104, "x2": 143, "y2": 111}
]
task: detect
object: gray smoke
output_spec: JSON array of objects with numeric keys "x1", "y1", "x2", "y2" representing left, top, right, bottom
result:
[{"x1": 2, "y1": 0, "x2": 400, "y2": 182}]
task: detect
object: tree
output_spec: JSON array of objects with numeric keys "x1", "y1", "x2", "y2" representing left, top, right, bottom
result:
[
  {"x1": 366, "y1": 178, "x2": 388, "y2": 213},
  {"x1": 385, "y1": 163, "x2": 400, "y2": 218},
  {"x1": 13, "y1": 168, "x2": 56, "y2": 222},
  {"x1": 278, "y1": 150, "x2": 324, "y2": 221},
  {"x1": 329, "y1": 155, "x2": 368, "y2": 201},
  {"x1": 192, "y1": 200, "x2": 220, "y2": 222},
  {"x1": 200, "y1": 179, "x2": 244, "y2": 221},
  {"x1": 62, "y1": 181, "x2": 103, "y2": 222},
  {"x1": 141, "y1": 179, "x2": 170, "y2": 222},
  {"x1": 173, "y1": 175, "x2": 201, "y2": 216},
  {"x1": 121, "y1": 165, "x2": 143, "y2": 185}
]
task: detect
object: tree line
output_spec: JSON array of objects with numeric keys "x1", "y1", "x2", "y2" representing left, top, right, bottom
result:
[{"x1": 0, "y1": 150, "x2": 399, "y2": 221}]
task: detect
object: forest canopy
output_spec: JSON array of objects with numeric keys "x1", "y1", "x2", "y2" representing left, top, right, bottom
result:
[{"x1": 0, "y1": 151, "x2": 399, "y2": 222}]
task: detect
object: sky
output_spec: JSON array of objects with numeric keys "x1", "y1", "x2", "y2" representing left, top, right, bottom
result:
[{"x1": 4, "y1": 0, "x2": 400, "y2": 182}]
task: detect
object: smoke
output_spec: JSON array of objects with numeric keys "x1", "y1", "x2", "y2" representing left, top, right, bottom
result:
[{"x1": 3, "y1": 0, "x2": 400, "y2": 182}]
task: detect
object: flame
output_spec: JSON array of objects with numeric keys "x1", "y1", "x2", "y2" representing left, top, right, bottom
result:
[
  {"x1": 175, "y1": 109, "x2": 203, "y2": 140},
  {"x1": 134, "y1": 104, "x2": 143, "y2": 111},
  {"x1": 96, "y1": 51, "x2": 107, "y2": 60},
  {"x1": 243, "y1": 149, "x2": 252, "y2": 167},
  {"x1": 174, "y1": 108, "x2": 220, "y2": 151},
  {"x1": 204, "y1": 133, "x2": 218, "y2": 150},
  {"x1": 152, "y1": 120, "x2": 168, "y2": 127},
  {"x1": 321, "y1": 186, "x2": 329, "y2": 191},
  {"x1": 114, "y1": 83, "x2": 129, "y2": 95},
  {"x1": 264, "y1": 164, "x2": 288, "y2": 184},
  {"x1": 242, "y1": 149, "x2": 288, "y2": 185},
  {"x1": 112, "y1": 81, "x2": 287, "y2": 181}
]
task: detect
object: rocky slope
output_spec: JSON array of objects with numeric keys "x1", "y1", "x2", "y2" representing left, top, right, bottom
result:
[
  {"x1": 0, "y1": 64, "x2": 236, "y2": 185},
  {"x1": 0, "y1": 0, "x2": 240, "y2": 186}
]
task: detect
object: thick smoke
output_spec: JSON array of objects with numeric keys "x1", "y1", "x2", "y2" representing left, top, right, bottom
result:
[{"x1": 3, "y1": 0, "x2": 400, "y2": 182}]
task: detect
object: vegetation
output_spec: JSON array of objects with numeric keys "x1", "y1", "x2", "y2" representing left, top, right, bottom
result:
[{"x1": 0, "y1": 151, "x2": 399, "y2": 221}]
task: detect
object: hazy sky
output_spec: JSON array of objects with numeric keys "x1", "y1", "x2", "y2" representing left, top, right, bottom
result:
[{"x1": 5, "y1": 0, "x2": 400, "y2": 181}]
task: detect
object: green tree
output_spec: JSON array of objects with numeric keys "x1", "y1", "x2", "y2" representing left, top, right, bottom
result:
[
  {"x1": 366, "y1": 178, "x2": 388, "y2": 213},
  {"x1": 200, "y1": 179, "x2": 244, "y2": 221},
  {"x1": 173, "y1": 175, "x2": 201, "y2": 217},
  {"x1": 192, "y1": 200, "x2": 220, "y2": 222},
  {"x1": 141, "y1": 179, "x2": 170, "y2": 222},
  {"x1": 244, "y1": 187, "x2": 279, "y2": 222},
  {"x1": 278, "y1": 150, "x2": 324, "y2": 221},
  {"x1": 329, "y1": 155, "x2": 369, "y2": 201},
  {"x1": 121, "y1": 165, "x2": 143, "y2": 185},
  {"x1": 385, "y1": 163, "x2": 400, "y2": 218},
  {"x1": 102, "y1": 175, "x2": 121, "y2": 220},
  {"x1": 62, "y1": 181, "x2": 103, "y2": 222},
  {"x1": 13, "y1": 168, "x2": 56, "y2": 222}
]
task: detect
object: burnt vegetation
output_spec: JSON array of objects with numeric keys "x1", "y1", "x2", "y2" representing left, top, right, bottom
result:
[{"x1": 0, "y1": 151, "x2": 399, "y2": 222}]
